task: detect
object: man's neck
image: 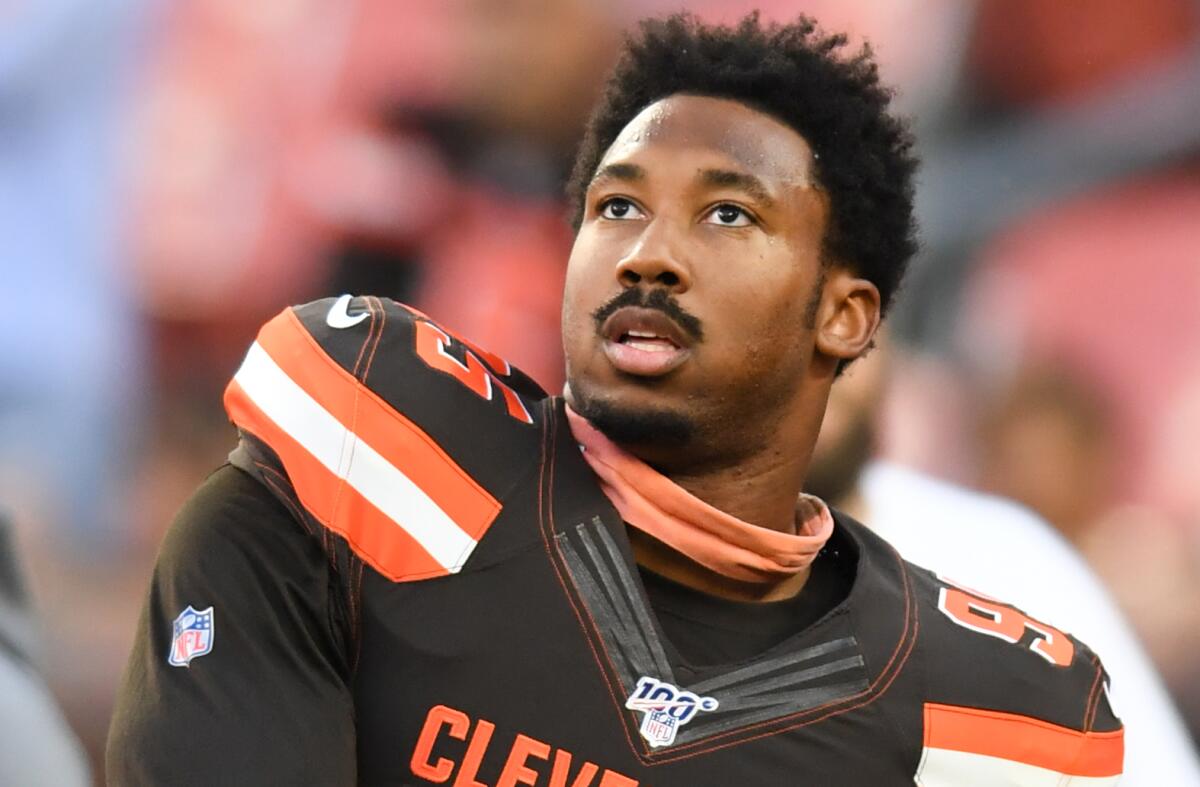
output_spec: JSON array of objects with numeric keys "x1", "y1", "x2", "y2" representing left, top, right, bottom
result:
[
  {"x1": 633, "y1": 442, "x2": 816, "y2": 603},
  {"x1": 573, "y1": 388, "x2": 831, "y2": 602},
  {"x1": 628, "y1": 528, "x2": 813, "y2": 603},
  {"x1": 621, "y1": 377, "x2": 830, "y2": 536},
  {"x1": 663, "y1": 446, "x2": 810, "y2": 536}
]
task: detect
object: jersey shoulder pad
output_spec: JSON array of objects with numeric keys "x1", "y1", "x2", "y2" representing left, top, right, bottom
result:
[
  {"x1": 909, "y1": 565, "x2": 1124, "y2": 784},
  {"x1": 223, "y1": 296, "x2": 546, "y2": 583}
]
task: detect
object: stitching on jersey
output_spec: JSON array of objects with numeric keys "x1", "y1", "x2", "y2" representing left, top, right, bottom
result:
[
  {"x1": 641, "y1": 540, "x2": 920, "y2": 764},
  {"x1": 332, "y1": 295, "x2": 384, "y2": 544},
  {"x1": 255, "y1": 461, "x2": 314, "y2": 538},
  {"x1": 1083, "y1": 654, "x2": 1104, "y2": 731},
  {"x1": 245, "y1": 438, "x2": 345, "y2": 599},
  {"x1": 344, "y1": 554, "x2": 364, "y2": 673},
  {"x1": 360, "y1": 296, "x2": 387, "y2": 383},
  {"x1": 342, "y1": 549, "x2": 358, "y2": 653},
  {"x1": 334, "y1": 295, "x2": 382, "y2": 590},
  {"x1": 688, "y1": 638, "x2": 860, "y2": 694},
  {"x1": 577, "y1": 520, "x2": 673, "y2": 677},
  {"x1": 284, "y1": 307, "x2": 498, "y2": 523},
  {"x1": 254, "y1": 457, "x2": 361, "y2": 678},
  {"x1": 559, "y1": 518, "x2": 870, "y2": 746},
  {"x1": 538, "y1": 402, "x2": 920, "y2": 765},
  {"x1": 915, "y1": 706, "x2": 934, "y2": 785},
  {"x1": 283, "y1": 303, "x2": 500, "y2": 580},
  {"x1": 240, "y1": 428, "x2": 324, "y2": 553},
  {"x1": 350, "y1": 297, "x2": 378, "y2": 378},
  {"x1": 557, "y1": 536, "x2": 651, "y2": 678},
  {"x1": 352, "y1": 559, "x2": 365, "y2": 670},
  {"x1": 536, "y1": 402, "x2": 647, "y2": 758},
  {"x1": 263, "y1": 466, "x2": 478, "y2": 580},
  {"x1": 304, "y1": 302, "x2": 372, "y2": 563}
]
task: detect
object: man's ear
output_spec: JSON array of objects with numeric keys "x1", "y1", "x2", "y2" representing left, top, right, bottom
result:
[{"x1": 814, "y1": 269, "x2": 881, "y2": 363}]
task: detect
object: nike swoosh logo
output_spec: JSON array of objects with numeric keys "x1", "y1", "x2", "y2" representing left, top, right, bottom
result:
[{"x1": 326, "y1": 294, "x2": 369, "y2": 329}]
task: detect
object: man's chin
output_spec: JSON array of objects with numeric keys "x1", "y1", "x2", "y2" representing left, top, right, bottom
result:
[{"x1": 567, "y1": 381, "x2": 694, "y2": 448}]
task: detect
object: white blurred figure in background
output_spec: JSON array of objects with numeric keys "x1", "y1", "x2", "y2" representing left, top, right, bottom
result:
[{"x1": 806, "y1": 337, "x2": 1200, "y2": 786}]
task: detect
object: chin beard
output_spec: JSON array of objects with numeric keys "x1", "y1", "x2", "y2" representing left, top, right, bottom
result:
[{"x1": 568, "y1": 384, "x2": 695, "y2": 448}]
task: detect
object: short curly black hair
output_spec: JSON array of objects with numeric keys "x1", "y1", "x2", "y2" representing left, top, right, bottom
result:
[{"x1": 567, "y1": 12, "x2": 919, "y2": 319}]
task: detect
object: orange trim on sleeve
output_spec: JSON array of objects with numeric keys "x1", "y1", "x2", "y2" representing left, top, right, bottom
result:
[
  {"x1": 223, "y1": 307, "x2": 503, "y2": 581},
  {"x1": 258, "y1": 310, "x2": 499, "y2": 541},
  {"x1": 923, "y1": 703, "x2": 1123, "y2": 778},
  {"x1": 225, "y1": 378, "x2": 451, "y2": 580}
]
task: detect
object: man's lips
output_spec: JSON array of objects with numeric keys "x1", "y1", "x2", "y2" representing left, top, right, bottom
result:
[{"x1": 600, "y1": 306, "x2": 694, "y2": 377}]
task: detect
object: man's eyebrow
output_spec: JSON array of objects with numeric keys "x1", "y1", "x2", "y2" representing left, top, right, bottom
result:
[
  {"x1": 589, "y1": 162, "x2": 645, "y2": 188},
  {"x1": 699, "y1": 168, "x2": 775, "y2": 206}
]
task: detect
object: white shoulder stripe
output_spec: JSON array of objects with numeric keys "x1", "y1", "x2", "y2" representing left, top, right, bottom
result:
[
  {"x1": 234, "y1": 342, "x2": 478, "y2": 571},
  {"x1": 917, "y1": 748, "x2": 1121, "y2": 786}
]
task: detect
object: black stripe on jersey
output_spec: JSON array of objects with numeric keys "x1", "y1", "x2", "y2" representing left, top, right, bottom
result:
[
  {"x1": 556, "y1": 516, "x2": 870, "y2": 750},
  {"x1": 575, "y1": 517, "x2": 673, "y2": 676},
  {"x1": 690, "y1": 636, "x2": 858, "y2": 694}
]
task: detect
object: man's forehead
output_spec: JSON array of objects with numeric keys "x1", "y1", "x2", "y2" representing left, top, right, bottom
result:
[{"x1": 599, "y1": 94, "x2": 817, "y2": 187}]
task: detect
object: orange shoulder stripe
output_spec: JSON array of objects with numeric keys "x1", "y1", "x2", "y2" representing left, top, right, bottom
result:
[
  {"x1": 923, "y1": 703, "x2": 1123, "y2": 778},
  {"x1": 226, "y1": 378, "x2": 449, "y2": 580},
  {"x1": 223, "y1": 308, "x2": 502, "y2": 581}
]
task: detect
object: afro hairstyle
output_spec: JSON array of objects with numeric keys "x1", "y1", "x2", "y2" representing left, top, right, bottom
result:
[{"x1": 567, "y1": 12, "x2": 919, "y2": 319}]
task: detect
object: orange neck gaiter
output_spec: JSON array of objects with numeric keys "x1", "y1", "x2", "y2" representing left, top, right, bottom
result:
[{"x1": 565, "y1": 406, "x2": 834, "y2": 583}]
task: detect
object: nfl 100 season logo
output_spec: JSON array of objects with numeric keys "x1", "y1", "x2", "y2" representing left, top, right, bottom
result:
[
  {"x1": 168, "y1": 606, "x2": 214, "y2": 667},
  {"x1": 625, "y1": 676, "x2": 719, "y2": 748}
]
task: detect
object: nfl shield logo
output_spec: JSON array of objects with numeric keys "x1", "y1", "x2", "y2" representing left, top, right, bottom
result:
[
  {"x1": 640, "y1": 710, "x2": 679, "y2": 747},
  {"x1": 625, "y1": 675, "x2": 719, "y2": 748},
  {"x1": 168, "y1": 606, "x2": 214, "y2": 667}
]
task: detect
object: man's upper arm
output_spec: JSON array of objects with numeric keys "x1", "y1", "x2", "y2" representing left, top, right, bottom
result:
[
  {"x1": 866, "y1": 464, "x2": 1199, "y2": 785},
  {"x1": 107, "y1": 465, "x2": 355, "y2": 786}
]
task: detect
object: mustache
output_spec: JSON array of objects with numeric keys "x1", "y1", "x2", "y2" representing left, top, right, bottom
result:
[{"x1": 591, "y1": 288, "x2": 704, "y2": 341}]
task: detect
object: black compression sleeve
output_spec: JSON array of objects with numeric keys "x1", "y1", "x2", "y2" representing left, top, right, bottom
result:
[{"x1": 106, "y1": 465, "x2": 356, "y2": 786}]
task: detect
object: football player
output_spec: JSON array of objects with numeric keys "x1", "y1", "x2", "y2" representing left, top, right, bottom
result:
[{"x1": 109, "y1": 13, "x2": 1123, "y2": 785}]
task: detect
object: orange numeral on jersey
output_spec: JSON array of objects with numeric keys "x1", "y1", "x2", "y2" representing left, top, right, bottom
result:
[
  {"x1": 414, "y1": 320, "x2": 533, "y2": 424},
  {"x1": 937, "y1": 584, "x2": 1074, "y2": 667}
]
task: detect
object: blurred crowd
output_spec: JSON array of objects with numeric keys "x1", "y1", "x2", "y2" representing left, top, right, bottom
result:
[{"x1": 1, "y1": 0, "x2": 1198, "y2": 780}]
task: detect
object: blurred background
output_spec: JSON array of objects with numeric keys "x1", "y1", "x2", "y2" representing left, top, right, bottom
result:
[{"x1": 1, "y1": 0, "x2": 1198, "y2": 780}]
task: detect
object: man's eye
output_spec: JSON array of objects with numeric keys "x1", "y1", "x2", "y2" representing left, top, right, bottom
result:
[
  {"x1": 599, "y1": 198, "x2": 644, "y2": 220},
  {"x1": 704, "y1": 204, "x2": 753, "y2": 227}
]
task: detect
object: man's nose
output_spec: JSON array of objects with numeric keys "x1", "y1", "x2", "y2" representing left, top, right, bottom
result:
[{"x1": 614, "y1": 220, "x2": 693, "y2": 292}]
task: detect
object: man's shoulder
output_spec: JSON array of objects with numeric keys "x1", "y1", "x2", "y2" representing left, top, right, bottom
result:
[
  {"x1": 222, "y1": 296, "x2": 550, "y2": 582},
  {"x1": 228, "y1": 296, "x2": 547, "y2": 465},
  {"x1": 905, "y1": 562, "x2": 1110, "y2": 701},
  {"x1": 837, "y1": 513, "x2": 1104, "y2": 698},
  {"x1": 827, "y1": 516, "x2": 1123, "y2": 781},
  {"x1": 903, "y1": 562, "x2": 1124, "y2": 770}
]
